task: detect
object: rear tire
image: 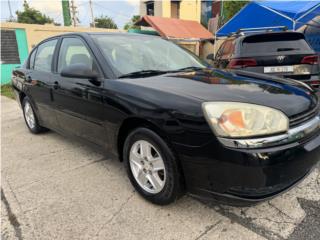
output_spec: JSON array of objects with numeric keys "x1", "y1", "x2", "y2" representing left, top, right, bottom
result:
[
  {"x1": 123, "y1": 127, "x2": 184, "y2": 205},
  {"x1": 22, "y1": 97, "x2": 48, "y2": 134}
]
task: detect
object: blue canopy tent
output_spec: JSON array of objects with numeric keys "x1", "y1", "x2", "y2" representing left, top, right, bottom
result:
[{"x1": 216, "y1": 1, "x2": 320, "y2": 37}]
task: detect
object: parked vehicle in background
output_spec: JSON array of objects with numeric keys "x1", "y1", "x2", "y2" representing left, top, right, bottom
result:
[
  {"x1": 12, "y1": 33, "x2": 320, "y2": 205},
  {"x1": 211, "y1": 31, "x2": 320, "y2": 88}
]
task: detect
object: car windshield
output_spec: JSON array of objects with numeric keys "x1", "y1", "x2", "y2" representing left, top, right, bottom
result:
[{"x1": 92, "y1": 34, "x2": 206, "y2": 77}]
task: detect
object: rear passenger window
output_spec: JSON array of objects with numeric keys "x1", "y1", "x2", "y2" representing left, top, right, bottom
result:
[
  {"x1": 34, "y1": 39, "x2": 57, "y2": 72},
  {"x1": 28, "y1": 48, "x2": 37, "y2": 69},
  {"x1": 242, "y1": 34, "x2": 312, "y2": 54},
  {"x1": 58, "y1": 38, "x2": 94, "y2": 73}
]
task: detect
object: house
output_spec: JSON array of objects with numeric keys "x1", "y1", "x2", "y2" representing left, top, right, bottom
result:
[
  {"x1": 134, "y1": 15, "x2": 213, "y2": 57},
  {"x1": 140, "y1": 0, "x2": 201, "y2": 22},
  {"x1": 139, "y1": 0, "x2": 221, "y2": 28}
]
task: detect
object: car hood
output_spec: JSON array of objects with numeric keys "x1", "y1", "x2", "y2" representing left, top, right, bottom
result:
[{"x1": 119, "y1": 68, "x2": 318, "y2": 118}]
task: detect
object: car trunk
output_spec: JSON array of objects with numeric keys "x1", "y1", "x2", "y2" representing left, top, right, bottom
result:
[{"x1": 238, "y1": 32, "x2": 319, "y2": 85}]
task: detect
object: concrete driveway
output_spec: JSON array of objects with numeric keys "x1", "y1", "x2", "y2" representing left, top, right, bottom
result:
[{"x1": 1, "y1": 96, "x2": 320, "y2": 240}]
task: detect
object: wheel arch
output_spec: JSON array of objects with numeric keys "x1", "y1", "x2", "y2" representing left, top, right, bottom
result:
[
  {"x1": 117, "y1": 116, "x2": 186, "y2": 191},
  {"x1": 117, "y1": 117, "x2": 174, "y2": 162}
]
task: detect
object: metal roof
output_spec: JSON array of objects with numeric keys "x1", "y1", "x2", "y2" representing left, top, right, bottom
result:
[{"x1": 135, "y1": 16, "x2": 213, "y2": 40}]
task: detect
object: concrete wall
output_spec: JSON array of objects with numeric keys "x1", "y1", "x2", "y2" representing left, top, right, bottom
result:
[
  {"x1": 179, "y1": 0, "x2": 201, "y2": 22},
  {"x1": 161, "y1": 0, "x2": 171, "y2": 18},
  {"x1": 0, "y1": 22, "x2": 121, "y2": 52},
  {"x1": 154, "y1": 1, "x2": 163, "y2": 17},
  {"x1": 1, "y1": 29, "x2": 29, "y2": 85},
  {"x1": 139, "y1": 1, "x2": 147, "y2": 16}
]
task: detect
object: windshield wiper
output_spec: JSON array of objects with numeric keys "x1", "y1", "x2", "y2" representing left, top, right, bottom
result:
[
  {"x1": 172, "y1": 66, "x2": 205, "y2": 72},
  {"x1": 118, "y1": 67, "x2": 205, "y2": 78},
  {"x1": 118, "y1": 70, "x2": 169, "y2": 78}
]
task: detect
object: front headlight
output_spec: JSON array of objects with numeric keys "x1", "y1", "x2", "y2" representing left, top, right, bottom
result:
[{"x1": 202, "y1": 102, "x2": 289, "y2": 138}]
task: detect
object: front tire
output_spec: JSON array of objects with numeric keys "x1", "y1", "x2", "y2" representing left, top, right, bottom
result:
[
  {"x1": 123, "y1": 128, "x2": 184, "y2": 205},
  {"x1": 22, "y1": 97, "x2": 47, "y2": 134}
]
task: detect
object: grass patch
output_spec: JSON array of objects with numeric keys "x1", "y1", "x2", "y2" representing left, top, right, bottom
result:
[{"x1": 1, "y1": 84, "x2": 15, "y2": 99}]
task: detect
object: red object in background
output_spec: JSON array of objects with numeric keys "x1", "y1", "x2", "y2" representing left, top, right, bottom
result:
[
  {"x1": 228, "y1": 58, "x2": 257, "y2": 68},
  {"x1": 310, "y1": 80, "x2": 320, "y2": 86},
  {"x1": 301, "y1": 55, "x2": 319, "y2": 65},
  {"x1": 212, "y1": 1, "x2": 221, "y2": 17}
]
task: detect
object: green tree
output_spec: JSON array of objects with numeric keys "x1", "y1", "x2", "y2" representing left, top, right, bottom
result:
[
  {"x1": 222, "y1": 1, "x2": 249, "y2": 24},
  {"x1": 124, "y1": 15, "x2": 141, "y2": 30},
  {"x1": 95, "y1": 16, "x2": 118, "y2": 29},
  {"x1": 16, "y1": 2, "x2": 54, "y2": 25}
]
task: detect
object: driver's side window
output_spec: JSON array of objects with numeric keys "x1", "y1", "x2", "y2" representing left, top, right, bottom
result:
[{"x1": 58, "y1": 37, "x2": 94, "y2": 73}]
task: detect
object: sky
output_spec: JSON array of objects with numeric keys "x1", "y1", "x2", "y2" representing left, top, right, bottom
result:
[{"x1": 0, "y1": 0, "x2": 140, "y2": 29}]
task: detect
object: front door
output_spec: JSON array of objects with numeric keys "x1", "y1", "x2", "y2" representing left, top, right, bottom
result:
[{"x1": 52, "y1": 37, "x2": 107, "y2": 146}]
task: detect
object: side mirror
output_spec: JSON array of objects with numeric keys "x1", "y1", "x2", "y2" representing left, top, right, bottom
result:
[
  {"x1": 61, "y1": 63, "x2": 98, "y2": 80},
  {"x1": 206, "y1": 53, "x2": 215, "y2": 60}
]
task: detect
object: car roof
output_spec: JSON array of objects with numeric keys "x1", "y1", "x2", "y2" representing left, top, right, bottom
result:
[
  {"x1": 229, "y1": 31, "x2": 305, "y2": 41},
  {"x1": 34, "y1": 32, "x2": 160, "y2": 48},
  {"x1": 46, "y1": 32, "x2": 159, "y2": 39}
]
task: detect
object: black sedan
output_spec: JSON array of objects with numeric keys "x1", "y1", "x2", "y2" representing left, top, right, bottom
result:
[{"x1": 12, "y1": 33, "x2": 320, "y2": 205}]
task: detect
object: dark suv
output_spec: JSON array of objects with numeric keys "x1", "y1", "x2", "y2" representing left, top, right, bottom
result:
[{"x1": 212, "y1": 31, "x2": 319, "y2": 88}]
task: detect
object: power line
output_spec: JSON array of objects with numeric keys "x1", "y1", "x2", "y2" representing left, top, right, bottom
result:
[
  {"x1": 7, "y1": 0, "x2": 14, "y2": 21},
  {"x1": 70, "y1": 0, "x2": 79, "y2": 27}
]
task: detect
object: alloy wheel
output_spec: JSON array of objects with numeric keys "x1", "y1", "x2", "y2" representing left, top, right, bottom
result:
[
  {"x1": 129, "y1": 140, "x2": 166, "y2": 194},
  {"x1": 24, "y1": 102, "x2": 36, "y2": 129}
]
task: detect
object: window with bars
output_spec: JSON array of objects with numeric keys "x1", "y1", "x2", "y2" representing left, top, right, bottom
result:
[{"x1": 1, "y1": 30, "x2": 20, "y2": 64}]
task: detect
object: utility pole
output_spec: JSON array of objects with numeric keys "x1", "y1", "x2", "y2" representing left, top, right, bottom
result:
[
  {"x1": 8, "y1": 0, "x2": 14, "y2": 21},
  {"x1": 62, "y1": 0, "x2": 72, "y2": 26},
  {"x1": 89, "y1": 0, "x2": 95, "y2": 28},
  {"x1": 70, "y1": 0, "x2": 78, "y2": 27}
]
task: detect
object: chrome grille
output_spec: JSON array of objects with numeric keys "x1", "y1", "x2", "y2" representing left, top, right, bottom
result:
[{"x1": 289, "y1": 104, "x2": 319, "y2": 127}]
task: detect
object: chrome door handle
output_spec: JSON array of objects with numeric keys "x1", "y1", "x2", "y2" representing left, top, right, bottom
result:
[{"x1": 53, "y1": 81, "x2": 60, "y2": 90}]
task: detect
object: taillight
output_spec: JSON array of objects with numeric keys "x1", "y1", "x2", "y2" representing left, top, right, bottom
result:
[
  {"x1": 301, "y1": 55, "x2": 319, "y2": 65},
  {"x1": 228, "y1": 58, "x2": 257, "y2": 69},
  {"x1": 310, "y1": 80, "x2": 320, "y2": 86}
]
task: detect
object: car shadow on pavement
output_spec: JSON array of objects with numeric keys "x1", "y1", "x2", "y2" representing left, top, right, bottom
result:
[
  {"x1": 41, "y1": 132, "x2": 320, "y2": 240},
  {"x1": 55, "y1": 131, "x2": 320, "y2": 240}
]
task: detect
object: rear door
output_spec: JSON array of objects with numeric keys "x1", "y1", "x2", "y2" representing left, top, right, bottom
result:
[
  {"x1": 26, "y1": 38, "x2": 59, "y2": 129},
  {"x1": 239, "y1": 33, "x2": 317, "y2": 78},
  {"x1": 52, "y1": 36, "x2": 108, "y2": 146}
]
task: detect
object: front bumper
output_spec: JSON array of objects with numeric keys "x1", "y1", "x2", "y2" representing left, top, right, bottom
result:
[{"x1": 175, "y1": 121, "x2": 320, "y2": 204}]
